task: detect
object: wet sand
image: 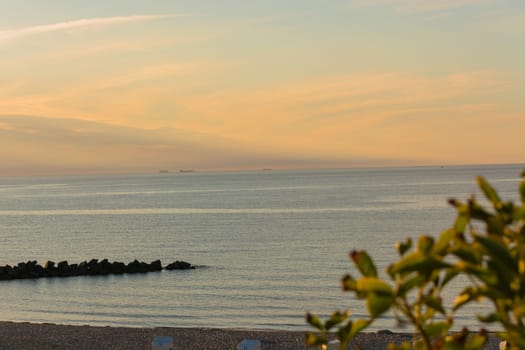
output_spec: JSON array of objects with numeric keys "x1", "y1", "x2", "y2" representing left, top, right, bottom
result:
[{"x1": 0, "y1": 321, "x2": 502, "y2": 350}]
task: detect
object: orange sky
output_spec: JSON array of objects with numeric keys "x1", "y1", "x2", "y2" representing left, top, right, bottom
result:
[{"x1": 1, "y1": 0, "x2": 524, "y2": 175}]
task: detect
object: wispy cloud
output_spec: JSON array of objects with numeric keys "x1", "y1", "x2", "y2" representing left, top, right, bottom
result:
[
  {"x1": 0, "y1": 122, "x2": 14, "y2": 131},
  {"x1": 95, "y1": 63, "x2": 205, "y2": 90},
  {"x1": 0, "y1": 58, "x2": 210, "y2": 130},
  {"x1": 174, "y1": 70, "x2": 507, "y2": 158},
  {"x1": 348, "y1": 0, "x2": 495, "y2": 14},
  {"x1": 0, "y1": 14, "x2": 186, "y2": 44},
  {"x1": 0, "y1": 115, "x2": 313, "y2": 175},
  {"x1": 37, "y1": 37, "x2": 187, "y2": 61}
]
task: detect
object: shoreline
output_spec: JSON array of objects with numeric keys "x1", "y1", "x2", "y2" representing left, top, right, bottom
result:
[{"x1": 0, "y1": 321, "x2": 503, "y2": 350}]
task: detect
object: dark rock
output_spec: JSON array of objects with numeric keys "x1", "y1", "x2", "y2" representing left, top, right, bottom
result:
[
  {"x1": 0, "y1": 258, "x2": 194, "y2": 281},
  {"x1": 34, "y1": 264, "x2": 46, "y2": 277},
  {"x1": 125, "y1": 260, "x2": 140, "y2": 274},
  {"x1": 87, "y1": 259, "x2": 100, "y2": 275},
  {"x1": 150, "y1": 260, "x2": 162, "y2": 271},
  {"x1": 67, "y1": 263, "x2": 80, "y2": 276},
  {"x1": 138, "y1": 262, "x2": 149, "y2": 273},
  {"x1": 165, "y1": 260, "x2": 194, "y2": 270},
  {"x1": 17, "y1": 262, "x2": 41, "y2": 279},
  {"x1": 7, "y1": 265, "x2": 19, "y2": 279},
  {"x1": 0, "y1": 265, "x2": 12, "y2": 280},
  {"x1": 57, "y1": 261, "x2": 70, "y2": 276},
  {"x1": 22, "y1": 262, "x2": 41, "y2": 279},
  {"x1": 87, "y1": 259, "x2": 99, "y2": 268},
  {"x1": 111, "y1": 261, "x2": 126, "y2": 274},
  {"x1": 44, "y1": 261, "x2": 55, "y2": 270},
  {"x1": 99, "y1": 259, "x2": 112, "y2": 275},
  {"x1": 16, "y1": 262, "x2": 28, "y2": 277},
  {"x1": 78, "y1": 261, "x2": 88, "y2": 275},
  {"x1": 0, "y1": 266, "x2": 9, "y2": 281}
]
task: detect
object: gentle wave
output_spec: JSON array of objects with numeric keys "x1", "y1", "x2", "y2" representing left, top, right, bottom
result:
[
  {"x1": 0, "y1": 207, "x2": 361, "y2": 216},
  {"x1": 7, "y1": 186, "x2": 334, "y2": 198}
]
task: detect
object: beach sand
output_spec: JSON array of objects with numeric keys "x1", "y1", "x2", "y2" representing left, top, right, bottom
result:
[{"x1": 0, "y1": 322, "x2": 503, "y2": 350}]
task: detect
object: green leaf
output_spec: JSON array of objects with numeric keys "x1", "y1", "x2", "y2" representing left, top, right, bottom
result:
[
  {"x1": 474, "y1": 234, "x2": 518, "y2": 273},
  {"x1": 453, "y1": 203, "x2": 470, "y2": 233},
  {"x1": 305, "y1": 333, "x2": 326, "y2": 347},
  {"x1": 306, "y1": 312, "x2": 324, "y2": 330},
  {"x1": 348, "y1": 319, "x2": 369, "y2": 339},
  {"x1": 453, "y1": 287, "x2": 480, "y2": 311},
  {"x1": 500, "y1": 202, "x2": 515, "y2": 223},
  {"x1": 356, "y1": 277, "x2": 393, "y2": 296},
  {"x1": 389, "y1": 252, "x2": 424, "y2": 275},
  {"x1": 423, "y1": 321, "x2": 451, "y2": 338},
  {"x1": 417, "y1": 235, "x2": 434, "y2": 255},
  {"x1": 452, "y1": 246, "x2": 481, "y2": 265},
  {"x1": 478, "y1": 284, "x2": 507, "y2": 300},
  {"x1": 486, "y1": 259, "x2": 513, "y2": 291},
  {"x1": 511, "y1": 300, "x2": 525, "y2": 320},
  {"x1": 341, "y1": 274, "x2": 357, "y2": 291},
  {"x1": 485, "y1": 215, "x2": 505, "y2": 236},
  {"x1": 434, "y1": 228, "x2": 455, "y2": 255},
  {"x1": 336, "y1": 320, "x2": 353, "y2": 345},
  {"x1": 354, "y1": 278, "x2": 394, "y2": 319},
  {"x1": 325, "y1": 310, "x2": 350, "y2": 330},
  {"x1": 512, "y1": 336, "x2": 525, "y2": 350},
  {"x1": 477, "y1": 313, "x2": 499, "y2": 323},
  {"x1": 465, "y1": 332, "x2": 488, "y2": 350},
  {"x1": 424, "y1": 296, "x2": 446, "y2": 315},
  {"x1": 389, "y1": 252, "x2": 451, "y2": 276},
  {"x1": 397, "y1": 274, "x2": 425, "y2": 296},
  {"x1": 336, "y1": 318, "x2": 370, "y2": 350},
  {"x1": 396, "y1": 238, "x2": 412, "y2": 256},
  {"x1": 458, "y1": 263, "x2": 498, "y2": 286},
  {"x1": 440, "y1": 268, "x2": 460, "y2": 288},
  {"x1": 350, "y1": 250, "x2": 378, "y2": 277},
  {"x1": 367, "y1": 292, "x2": 394, "y2": 318},
  {"x1": 469, "y1": 201, "x2": 492, "y2": 221},
  {"x1": 477, "y1": 176, "x2": 502, "y2": 208}
]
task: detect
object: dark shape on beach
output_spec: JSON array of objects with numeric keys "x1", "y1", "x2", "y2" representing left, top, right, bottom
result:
[{"x1": 0, "y1": 259, "x2": 194, "y2": 281}]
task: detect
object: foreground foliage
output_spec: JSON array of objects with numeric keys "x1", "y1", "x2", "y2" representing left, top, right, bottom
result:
[{"x1": 307, "y1": 171, "x2": 525, "y2": 350}]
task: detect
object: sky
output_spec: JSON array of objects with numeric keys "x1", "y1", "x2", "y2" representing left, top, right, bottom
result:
[{"x1": 1, "y1": 0, "x2": 524, "y2": 175}]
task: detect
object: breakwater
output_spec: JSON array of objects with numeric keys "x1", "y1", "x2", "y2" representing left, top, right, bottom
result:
[{"x1": 0, "y1": 259, "x2": 194, "y2": 281}]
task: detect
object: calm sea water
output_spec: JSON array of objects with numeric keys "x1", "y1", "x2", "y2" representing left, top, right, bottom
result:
[{"x1": 0, "y1": 164, "x2": 523, "y2": 331}]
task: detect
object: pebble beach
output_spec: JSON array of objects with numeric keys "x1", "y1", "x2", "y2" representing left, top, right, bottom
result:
[{"x1": 0, "y1": 322, "x2": 503, "y2": 350}]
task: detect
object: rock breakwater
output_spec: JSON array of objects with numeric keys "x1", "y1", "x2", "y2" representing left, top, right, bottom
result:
[{"x1": 0, "y1": 259, "x2": 194, "y2": 281}]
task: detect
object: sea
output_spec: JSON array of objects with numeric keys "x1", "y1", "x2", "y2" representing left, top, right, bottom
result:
[{"x1": 0, "y1": 164, "x2": 523, "y2": 331}]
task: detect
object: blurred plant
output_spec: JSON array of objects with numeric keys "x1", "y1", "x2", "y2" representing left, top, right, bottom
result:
[{"x1": 306, "y1": 171, "x2": 525, "y2": 350}]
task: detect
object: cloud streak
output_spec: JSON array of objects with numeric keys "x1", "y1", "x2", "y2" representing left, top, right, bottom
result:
[
  {"x1": 0, "y1": 14, "x2": 186, "y2": 44},
  {"x1": 0, "y1": 115, "x2": 339, "y2": 175},
  {"x1": 171, "y1": 69, "x2": 510, "y2": 161},
  {"x1": 348, "y1": 0, "x2": 495, "y2": 14},
  {"x1": 96, "y1": 63, "x2": 205, "y2": 90}
]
